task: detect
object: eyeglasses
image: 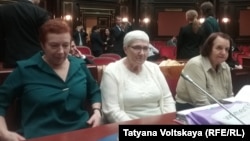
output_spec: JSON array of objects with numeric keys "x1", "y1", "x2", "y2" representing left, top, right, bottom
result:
[{"x1": 130, "y1": 45, "x2": 149, "y2": 52}]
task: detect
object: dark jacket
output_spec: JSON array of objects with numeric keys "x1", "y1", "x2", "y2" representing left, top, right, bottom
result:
[
  {"x1": 90, "y1": 32, "x2": 104, "y2": 56},
  {"x1": 73, "y1": 30, "x2": 88, "y2": 46},
  {"x1": 198, "y1": 16, "x2": 220, "y2": 47},
  {"x1": 0, "y1": 0, "x2": 49, "y2": 68},
  {"x1": 177, "y1": 23, "x2": 201, "y2": 59},
  {"x1": 111, "y1": 25, "x2": 126, "y2": 57}
]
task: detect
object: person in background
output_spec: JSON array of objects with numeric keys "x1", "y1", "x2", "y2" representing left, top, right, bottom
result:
[
  {"x1": 177, "y1": 9, "x2": 201, "y2": 59},
  {"x1": 111, "y1": 16, "x2": 130, "y2": 58},
  {"x1": 147, "y1": 43, "x2": 160, "y2": 61},
  {"x1": 198, "y1": 1, "x2": 220, "y2": 47},
  {"x1": 100, "y1": 30, "x2": 176, "y2": 123},
  {"x1": 175, "y1": 32, "x2": 234, "y2": 111},
  {"x1": 0, "y1": 19, "x2": 102, "y2": 140},
  {"x1": 70, "y1": 40, "x2": 93, "y2": 64},
  {"x1": 90, "y1": 25, "x2": 105, "y2": 57},
  {"x1": 103, "y1": 28, "x2": 114, "y2": 53},
  {"x1": 166, "y1": 36, "x2": 177, "y2": 47},
  {"x1": 73, "y1": 23, "x2": 88, "y2": 46},
  {"x1": 0, "y1": 0, "x2": 49, "y2": 68}
]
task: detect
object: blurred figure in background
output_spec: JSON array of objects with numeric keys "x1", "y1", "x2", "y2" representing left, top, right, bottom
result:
[
  {"x1": 70, "y1": 40, "x2": 93, "y2": 64},
  {"x1": 198, "y1": 1, "x2": 220, "y2": 47},
  {"x1": 90, "y1": 25, "x2": 105, "y2": 57},
  {"x1": 73, "y1": 23, "x2": 88, "y2": 46},
  {"x1": 111, "y1": 16, "x2": 131, "y2": 58},
  {"x1": 0, "y1": 0, "x2": 49, "y2": 68},
  {"x1": 147, "y1": 44, "x2": 160, "y2": 61},
  {"x1": 101, "y1": 28, "x2": 114, "y2": 53},
  {"x1": 166, "y1": 36, "x2": 177, "y2": 47},
  {"x1": 177, "y1": 9, "x2": 201, "y2": 59}
]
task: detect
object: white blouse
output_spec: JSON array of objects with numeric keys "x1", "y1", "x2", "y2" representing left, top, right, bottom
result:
[{"x1": 100, "y1": 58, "x2": 176, "y2": 123}]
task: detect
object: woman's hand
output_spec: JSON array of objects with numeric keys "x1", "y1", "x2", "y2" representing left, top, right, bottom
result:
[
  {"x1": 0, "y1": 131, "x2": 25, "y2": 141},
  {"x1": 70, "y1": 46, "x2": 83, "y2": 58},
  {"x1": 87, "y1": 110, "x2": 102, "y2": 127}
]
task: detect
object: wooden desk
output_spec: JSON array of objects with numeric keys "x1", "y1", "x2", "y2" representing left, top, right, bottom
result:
[
  {"x1": 27, "y1": 112, "x2": 178, "y2": 141},
  {"x1": 231, "y1": 68, "x2": 250, "y2": 94},
  {"x1": 242, "y1": 57, "x2": 250, "y2": 69}
]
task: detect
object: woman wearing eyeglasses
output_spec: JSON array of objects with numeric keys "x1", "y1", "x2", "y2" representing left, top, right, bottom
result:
[{"x1": 100, "y1": 30, "x2": 176, "y2": 123}]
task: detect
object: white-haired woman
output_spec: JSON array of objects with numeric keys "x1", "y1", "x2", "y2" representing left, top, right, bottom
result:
[{"x1": 100, "y1": 30, "x2": 176, "y2": 123}]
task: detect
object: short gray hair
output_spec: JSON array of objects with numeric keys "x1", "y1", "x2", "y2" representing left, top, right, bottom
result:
[{"x1": 123, "y1": 30, "x2": 149, "y2": 48}]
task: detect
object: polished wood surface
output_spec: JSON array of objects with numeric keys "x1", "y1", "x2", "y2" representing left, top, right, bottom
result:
[
  {"x1": 231, "y1": 68, "x2": 250, "y2": 94},
  {"x1": 27, "y1": 112, "x2": 178, "y2": 141},
  {"x1": 242, "y1": 57, "x2": 250, "y2": 69}
]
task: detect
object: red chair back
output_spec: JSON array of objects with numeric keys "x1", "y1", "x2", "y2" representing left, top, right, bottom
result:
[
  {"x1": 159, "y1": 47, "x2": 177, "y2": 59},
  {"x1": 160, "y1": 65, "x2": 185, "y2": 99},
  {"x1": 99, "y1": 53, "x2": 121, "y2": 60},
  {"x1": 84, "y1": 54, "x2": 95, "y2": 61},
  {"x1": 77, "y1": 46, "x2": 92, "y2": 55},
  {"x1": 92, "y1": 57, "x2": 116, "y2": 65}
]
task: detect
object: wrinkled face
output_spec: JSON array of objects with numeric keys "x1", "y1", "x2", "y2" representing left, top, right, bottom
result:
[
  {"x1": 124, "y1": 40, "x2": 149, "y2": 66},
  {"x1": 42, "y1": 33, "x2": 71, "y2": 66},
  {"x1": 209, "y1": 36, "x2": 230, "y2": 67}
]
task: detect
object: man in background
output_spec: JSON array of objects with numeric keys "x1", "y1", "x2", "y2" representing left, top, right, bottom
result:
[
  {"x1": 111, "y1": 16, "x2": 132, "y2": 58},
  {"x1": 73, "y1": 23, "x2": 88, "y2": 46},
  {"x1": 0, "y1": 0, "x2": 49, "y2": 68}
]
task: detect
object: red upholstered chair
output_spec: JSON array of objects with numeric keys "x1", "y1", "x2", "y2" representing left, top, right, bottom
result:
[
  {"x1": 159, "y1": 46, "x2": 177, "y2": 60},
  {"x1": 84, "y1": 54, "x2": 95, "y2": 61},
  {"x1": 92, "y1": 57, "x2": 116, "y2": 65},
  {"x1": 160, "y1": 65, "x2": 185, "y2": 99},
  {"x1": 77, "y1": 46, "x2": 92, "y2": 55},
  {"x1": 237, "y1": 54, "x2": 250, "y2": 65},
  {"x1": 99, "y1": 53, "x2": 121, "y2": 60}
]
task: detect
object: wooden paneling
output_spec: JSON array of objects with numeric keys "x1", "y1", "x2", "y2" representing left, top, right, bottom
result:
[
  {"x1": 239, "y1": 10, "x2": 250, "y2": 36},
  {"x1": 157, "y1": 11, "x2": 186, "y2": 36}
]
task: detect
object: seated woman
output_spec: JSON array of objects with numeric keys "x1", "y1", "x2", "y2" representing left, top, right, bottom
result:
[
  {"x1": 175, "y1": 32, "x2": 234, "y2": 111},
  {"x1": 0, "y1": 19, "x2": 102, "y2": 140},
  {"x1": 100, "y1": 30, "x2": 176, "y2": 123},
  {"x1": 70, "y1": 40, "x2": 93, "y2": 64}
]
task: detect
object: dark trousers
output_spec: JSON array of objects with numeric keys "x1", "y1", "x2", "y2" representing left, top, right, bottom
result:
[
  {"x1": 176, "y1": 102, "x2": 194, "y2": 111},
  {"x1": 147, "y1": 54, "x2": 160, "y2": 61}
]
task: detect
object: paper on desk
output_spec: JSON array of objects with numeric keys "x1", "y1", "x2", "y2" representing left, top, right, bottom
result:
[
  {"x1": 234, "y1": 85, "x2": 250, "y2": 102},
  {"x1": 223, "y1": 85, "x2": 250, "y2": 103},
  {"x1": 211, "y1": 102, "x2": 250, "y2": 124}
]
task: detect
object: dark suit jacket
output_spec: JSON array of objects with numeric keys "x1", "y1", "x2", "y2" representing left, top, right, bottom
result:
[
  {"x1": 90, "y1": 32, "x2": 104, "y2": 56},
  {"x1": 73, "y1": 31, "x2": 88, "y2": 46},
  {"x1": 177, "y1": 23, "x2": 201, "y2": 59},
  {"x1": 111, "y1": 25, "x2": 126, "y2": 57},
  {"x1": 0, "y1": 0, "x2": 49, "y2": 68}
]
